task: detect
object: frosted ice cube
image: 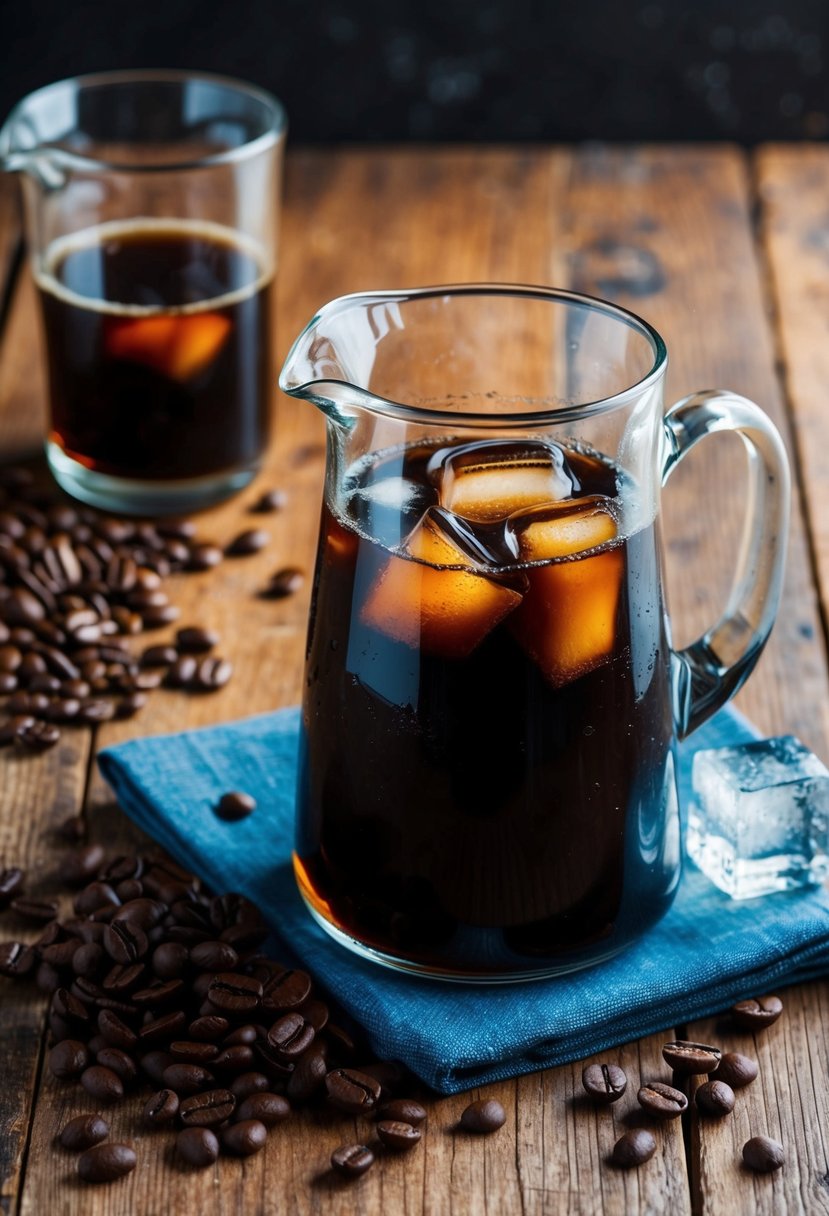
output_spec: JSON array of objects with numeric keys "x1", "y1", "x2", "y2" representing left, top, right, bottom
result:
[
  {"x1": 506, "y1": 497, "x2": 623, "y2": 687},
  {"x1": 687, "y1": 736, "x2": 829, "y2": 899},
  {"x1": 349, "y1": 476, "x2": 437, "y2": 548},
  {"x1": 432, "y1": 439, "x2": 578, "y2": 523},
  {"x1": 359, "y1": 506, "x2": 523, "y2": 658}
]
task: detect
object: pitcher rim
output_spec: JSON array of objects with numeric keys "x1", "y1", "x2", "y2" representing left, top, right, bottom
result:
[
  {"x1": 279, "y1": 283, "x2": 669, "y2": 427},
  {"x1": 0, "y1": 69, "x2": 286, "y2": 175}
]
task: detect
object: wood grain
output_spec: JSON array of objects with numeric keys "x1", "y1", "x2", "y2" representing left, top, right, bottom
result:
[
  {"x1": 0, "y1": 174, "x2": 21, "y2": 322},
  {"x1": 2, "y1": 145, "x2": 829, "y2": 1215}
]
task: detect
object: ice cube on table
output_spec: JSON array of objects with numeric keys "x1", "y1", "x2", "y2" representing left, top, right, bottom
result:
[
  {"x1": 506, "y1": 497, "x2": 623, "y2": 687},
  {"x1": 688, "y1": 736, "x2": 829, "y2": 899},
  {"x1": 359, "y1": 506, "x2": 523, "y2": 659},
  {"x1": 434, "y1": 439, "x2": 578, "y2": 523}
]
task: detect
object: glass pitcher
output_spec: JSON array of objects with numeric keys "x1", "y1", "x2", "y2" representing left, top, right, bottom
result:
[{"x1": 280, "y1": 284, "x2": 789, "y2": 982}]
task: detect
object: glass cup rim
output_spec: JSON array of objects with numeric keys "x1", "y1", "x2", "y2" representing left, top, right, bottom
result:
[
  {"x1": 2, "y1": 68, "x2": 287, "y2": 175},
  {"x1": 281, "y1": 282, "x2": 670, "y2": 427}
]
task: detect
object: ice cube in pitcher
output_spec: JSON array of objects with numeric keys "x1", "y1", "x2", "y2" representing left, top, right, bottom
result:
[{"x1": 430, "y1": 439, "x2": 579, "y2": 522}]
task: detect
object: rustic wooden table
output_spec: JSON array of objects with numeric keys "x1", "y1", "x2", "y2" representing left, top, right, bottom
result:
[{"x1": 1, "y1": 144, "x2": 829, "y2": 1215}]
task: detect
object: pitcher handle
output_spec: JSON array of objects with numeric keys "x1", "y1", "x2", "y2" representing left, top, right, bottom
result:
[{"x1": 662, "y1": 390, "x2": 790, "y2": 739}]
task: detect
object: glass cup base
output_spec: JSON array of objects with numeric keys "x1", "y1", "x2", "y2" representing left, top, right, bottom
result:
[
  {"x1": 46, "y1": 441, "x2": 261, "y2": 516},
  {"x1": 298, "y1": 888, "x2": 630, "y2": 985}
]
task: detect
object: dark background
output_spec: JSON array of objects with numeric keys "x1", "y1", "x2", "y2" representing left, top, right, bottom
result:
[{"x1": 3, "y1": 0, "x2": 829, "y2": 142}]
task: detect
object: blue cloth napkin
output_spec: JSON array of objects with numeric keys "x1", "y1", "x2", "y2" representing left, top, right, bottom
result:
[{"x1": 98, "y1": 706, "x2": 829, "y2": 1094}]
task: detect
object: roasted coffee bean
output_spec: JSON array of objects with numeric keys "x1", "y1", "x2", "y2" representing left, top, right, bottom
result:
[
  {"x1": 190, "y1": 1015, "x2": 230, "y2": 1042},
  {"x1": 77, "y1": 1142, "x2": 136, "y2": 1183},
  {"x1": 10, "y1": 896, "x2": 59, "y2": 922},
  {"x1": 59, "y1": 1113, "x2": 110, "y2": 1152},
  {"x1": 375, "y1": 1118, "x2": 422, "y2": 1153},
  {"x1": 139, "y1": 1010, "x2": 188, "y2": 1046},
  {"x1": 115, "y1": 879, "x2": 143, "y2": 902},
  {"x1": 695, "y1": 1080, "x2": 735, "y2": 1117},
  {"x1": 207, "y1": 972, "x2": 263, "y2": 1014},
  {"x1": 14, "y1": 719, "x2": 61, "y2": 750},
  {"x1": 743, "y1": 1135, "x2": 785, "y2": 1173},
  {"x1": 221, "y1": 1119, "x2": 267, "y2": 1157},
  {"x1": 0, "y1": 866, "x2": 24, "y2": 907},
  {"x1": 96, "y1": 1046, "x2": 138, "y2": 1085},
  {"x1": 250, "y1": 489, "x2": 285, "y2": 513},
  {"x1": 177, "y1": 1126, "x2": 220, "y2": 1167},
  {"x1": 190, "y1": 940, "x2": 239, "y2": 971},
  {"x1": 214, "y1": 791, "x2": 256, "y2": 822},
  {"x1": 179, "y1": 1088, "x2": 237, "y2": 1127},
  {"x1": 103, "y1": 918, "x2": 148, "y2": 964},
  {"x1": 113, "y1": 898, "x2": 166, "y2": 930},
  {"x1": 0, "y1": 716, "x2": 35, "y2": 747},
  {"x1": 234, "y1": 1092, "x2": 291, "y2": 1126},
  {"x1": 103, "y1": 962, "x2": 145, "y2": 993},
  {"x1": 376, "y1": 1098, "x2": 427, "y2": 1127},
  {"x1": 41, "y1": 939, "x2": 81, "y2": 969},
  {"x1": 52, "y1": 987, "x2": 90, "y2": 1024},
  {"x1": 261, "y1": 968, "x2": 311, "y2": 1012},
  {"x1": 162, "y1": 1063, "x2": 215, "y2": 1094},
  {"x1": 176, "y1": 626, "x2": 219, "y2": 654},
  {"x1": 143, "y1": 1088, "x2": 180, "y2": 1126},
  {"x1": 266, "y1": 1012, "x2": 315, "y2": 1064},
  {"x1": 97, "y1": 1009, "x2": 138, "y2": 1051},
  {"x1": 223, "y1": 1023, "x2": 259, "y2": 1047},
  {"x1": 225, "y1": 529, "x2": 269, "y2": 557},
  {"x1": 27, "y1": 673, "x2": 61, "y2": 694},
  {"x1": 612, "y1": 1129, "x2": 657, "y2": 1169},
  {"x1": 140, "y1": 1051, "x2": 174, "y2": 1087},
  {"x1": 331, "y1": 1143, "x2": 375, "y2": 1178},
  {"x1": 662, "y1": 1040, "x2": 722, "y2": 1075},
  {"x1": 59, "y1": 844, "x2": 105, "y2": 887},
  {"x1": 36, "y1": 960, "x2": 63, "y2": 993},
  {"x1": 582, "y1": 1062, "x2": 627, "y2": 1104},
  {"x1": 712, "y1": 1051, "x2": 758, "y2": 1089},
  {"x1": 191, "y1": 657, "x2": 232, "y2": 692},
  {"x1": 186, "y1": 543, "x2": 223, "y2": 572},
  {"x1": 0, "y1": 671, "x2": 18, "y2": 692},
  {"x1": 78, "y1": 699, "x2": 116, "y2": 724},
  {"x1": 166, "y1": 655, "x2": 197, "y2": 688},
  {"x1": 230, "y1": 1072, "x2": 271, "y2": 1100},
  {"x1": 460, "y1": 1098, "x2": 506, "y2": 1134},
  {"x1": 211, "y1": 1045, "x2": 256, "y2": 1075},
  {"x1": 72, "y1": 942, "x2": 104, "y2": 978},
  {"x1": 0, "y1": 644, "x2": 22, "y2": 673},
  {"x1": 170, "y1": 1040, "x2": 220, "y2": 1065},
  {"x1": 637, "y1": 1082, "x2": 688, "y2": 1119},
  {"x1": 141, "y1": 604, "x2": 180, "y2": 629},
  {"x1": 325, "y1": 1068, "x2": 382, "y2": 1114},
  {"x1": 81, "y1": 1064, "x2": 125, "y2": 1103},
  {"x1": 141, "y1": 644, "x2": 178, "y2": 668},
  {"x1": 731, "y1": 995, "x2": 784, "y2": 1030},
  {"x1": 262, "y1": 567, "x2": 304, "y2": 599},
  {"x1": 298, "y1": 999, "x2": 329, "y2": 1033},
  {"x1": 131, "y1": 978, "x2": 184, "y2": 1007},
  {"x1": 74, "y1": 882, "x2": 120, "y2": 916},
  {"x1": 286, "y1": 1049, "x2": 328, "y2": 1103},
  {"x1": 49, "y1": 1039, "x2": 91, "y2": 1080}
]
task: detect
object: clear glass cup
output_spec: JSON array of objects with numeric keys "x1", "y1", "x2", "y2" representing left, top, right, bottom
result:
[
  {"x1": 280, "y1": 284, "x2": 790, "y2": 982},
  {"x1": 0, "y1": 70, "x2": 286, "y2": 514}
]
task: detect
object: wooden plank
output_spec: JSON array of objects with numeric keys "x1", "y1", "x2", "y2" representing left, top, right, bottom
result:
[
  {"x1": 11, "y1": 149, "x2": 691, "y2": 1216},
  {"x1": 0, "y1": 173, "x2": 21, "y2": 319},
  {"x1": 562, "y1": 145, "x2": 829, "y2": 1216}
]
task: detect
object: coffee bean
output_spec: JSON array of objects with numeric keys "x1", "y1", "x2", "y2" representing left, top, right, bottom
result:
[
  {"x1": 582, "y1": 1062, "x2": 627, "y2": 1104},
  {"x1": 261, "y1": 968, "x2": 312, "y2": 1012},
  {"x1": 81, "y1": 1064, "x2": 124, "y2": 1103},
  {"x1": 59, "y1": 1113, "x2": 110, "y2": 1151},
  {"x1": 177, "y1": 1126, "x2": 220, "y2": 1167},
  {"x1": 113, "y1": 898, "x2": 167, "y2": 930},
  {"x1": 10, "y1": 897, "x2": 59, "y2": 922},
  {"x1": 376, "y1": 1098, "x2": 427, "y2": 1127},
  {"x1": 191, "y1": 657, "x2": 232, "y2": 692},
  {"x1": 223, "y1": 1023, "x2": 258, "y2": 1046},
  {"x1": 696, "y1": 1079, "x2": 735, "y2": 1117},
  {"x1": 189, "y1": 1015, "x2": 230, "y2": 1042},
  {"x1": 141, "y1": 604, "x2": 180, "y2": 629},
  {"x1": 235, "y1": 1092, "x2": 291, "y2": 1126},
  {"x1": 167, "y1": 655, "x2": 197, "y2": 688},
  {"x1": 162, "y1": 1063, "x2": 215, "y2": 1095},
  {"x1": 221, "y1": 1119, "x2": 267, "y2": 1157},
  {"x1": 230, "y1": 1072, "x2": 270, "y2": 1100},
  {"x1": 97, "y1": 1009, "x2": 138, "y2": 1051},
  {"x1": 190, "y1": 940, "x2": 239, "y2": 971},
  {"x1": 743, "y1": 1135, "x2": 785, "y2": 1172},
  {"x1": 180, "y1": 1088, "x2": 237, "y2": 1127},
  {"x1": 42, "y1": 939, "x2": 82, "y2": 969},
  {"x1": 103, "y1": 962, "x2": 146, "y2": 993},
  {"x1": 72, "y1": 942, "x2": 104, "y2": 978},
  {"x1": 140, "y1": 1088, "x2": 179, "y2": 1127},
  {"x1": 103, "y1": 919, "x2": 148, "y2": 964},
  {"x1": 49, "y1": 1039, "x2": 91, "y2": 1080},
  {"x1": 59, "y1": 844, "x2": 105, "y2": 887},
  {"x1": 286, "y1": 1049, "x2": 328, "y2": 1103},
  {"x1": 214, "y1": 791, "x2": 256, "y2": 822},
  {"x1": 225, "y1": 529, "x2": 269, "y2": 557},
  {"x1": 77, "y1": 1142, "x2": 136, "y2": 1183},
  {"x1": 0, "y1": 867, "x2": 24, "y2": 907},
  {"x1": 326, "y1": 1067, "x2": 382, "y2": 1114},
  {"x1": 331, "y1": 1143, "x2": 375, "y2": 1178},
  {"x1": 732, "y1": 995, "x2": 784, "y2": 1030},
  {"x1": 712, "y1": 1051, "x2": 758, "y2": 1089},
  {"x1": 74, "y1": 882, "x2": 120, "y2": 915},
  {"x1": 211, "y1": 1045, "x2": 256, "y2": 1076},
  {"x1": 15, "y1": 720, "x2": 61, "y2": 750},
  {"x1": 611, "y1": 1129, "x2": 657, "y2": 1169},
  {"x1": 52, "y1": 987, "x2": 90, "y2": 1024},
  {"x1": 377, "y1": 1120, "x2": 422, "y2": 1150},
  {"x1": 661, "y1": 1041, "x2": 722, "y2": 1075},
  {"x1": 2, "y1": 943, "x2": 38, "y2": 980},
  {"x1": 637, "y1": 1081, "x2": 688, "y2": 1119},
  {"x1": 207, "y1": 972, "x2": 263, "y2": 1014},
  {"x1": 186, "y1": 543, "x2": 223, "y2": 572},
  {"x1": 267, "y1": 1012, "x2": 315, "y2": 1061},
  {"x1": 169, "y1": 1039, "x2": 220, "y2": 1065},
  {"x1": 176, "y1": 626, "x2": 219, "y2": 654},
  {"x1": 141, "y1": 644, "x2": 178, "y2": 668},
  {"x1": 139, "y1": 1010, "x2": 188, "y2": 1046},
  {"x1": 250, "y1": 489, "x2": 285, "y2": 513},
  {"x1": 460, "y1": 1098, "x2": 506, "y2": 1134},
  {"x1": 96, "y1": 1047, "x2": 138, "y2": 1085},
  {"x1": 140, "y1": 1051, "x2": 174, "y2": 1087},
  {"x1": 261, "y1": 567, "x2": 304, "y2": 599}
]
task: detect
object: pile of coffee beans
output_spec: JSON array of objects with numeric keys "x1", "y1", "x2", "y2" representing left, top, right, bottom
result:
[
  {"x1": 0, "y1": 839, "x2": 505, "y2": 1186},
  {"x1": 0, "y1": 465, "x2": 300, "y2": 751},
  {"x1": 582, "y1": 1013, "x2": 785, "y2": 1174}
]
